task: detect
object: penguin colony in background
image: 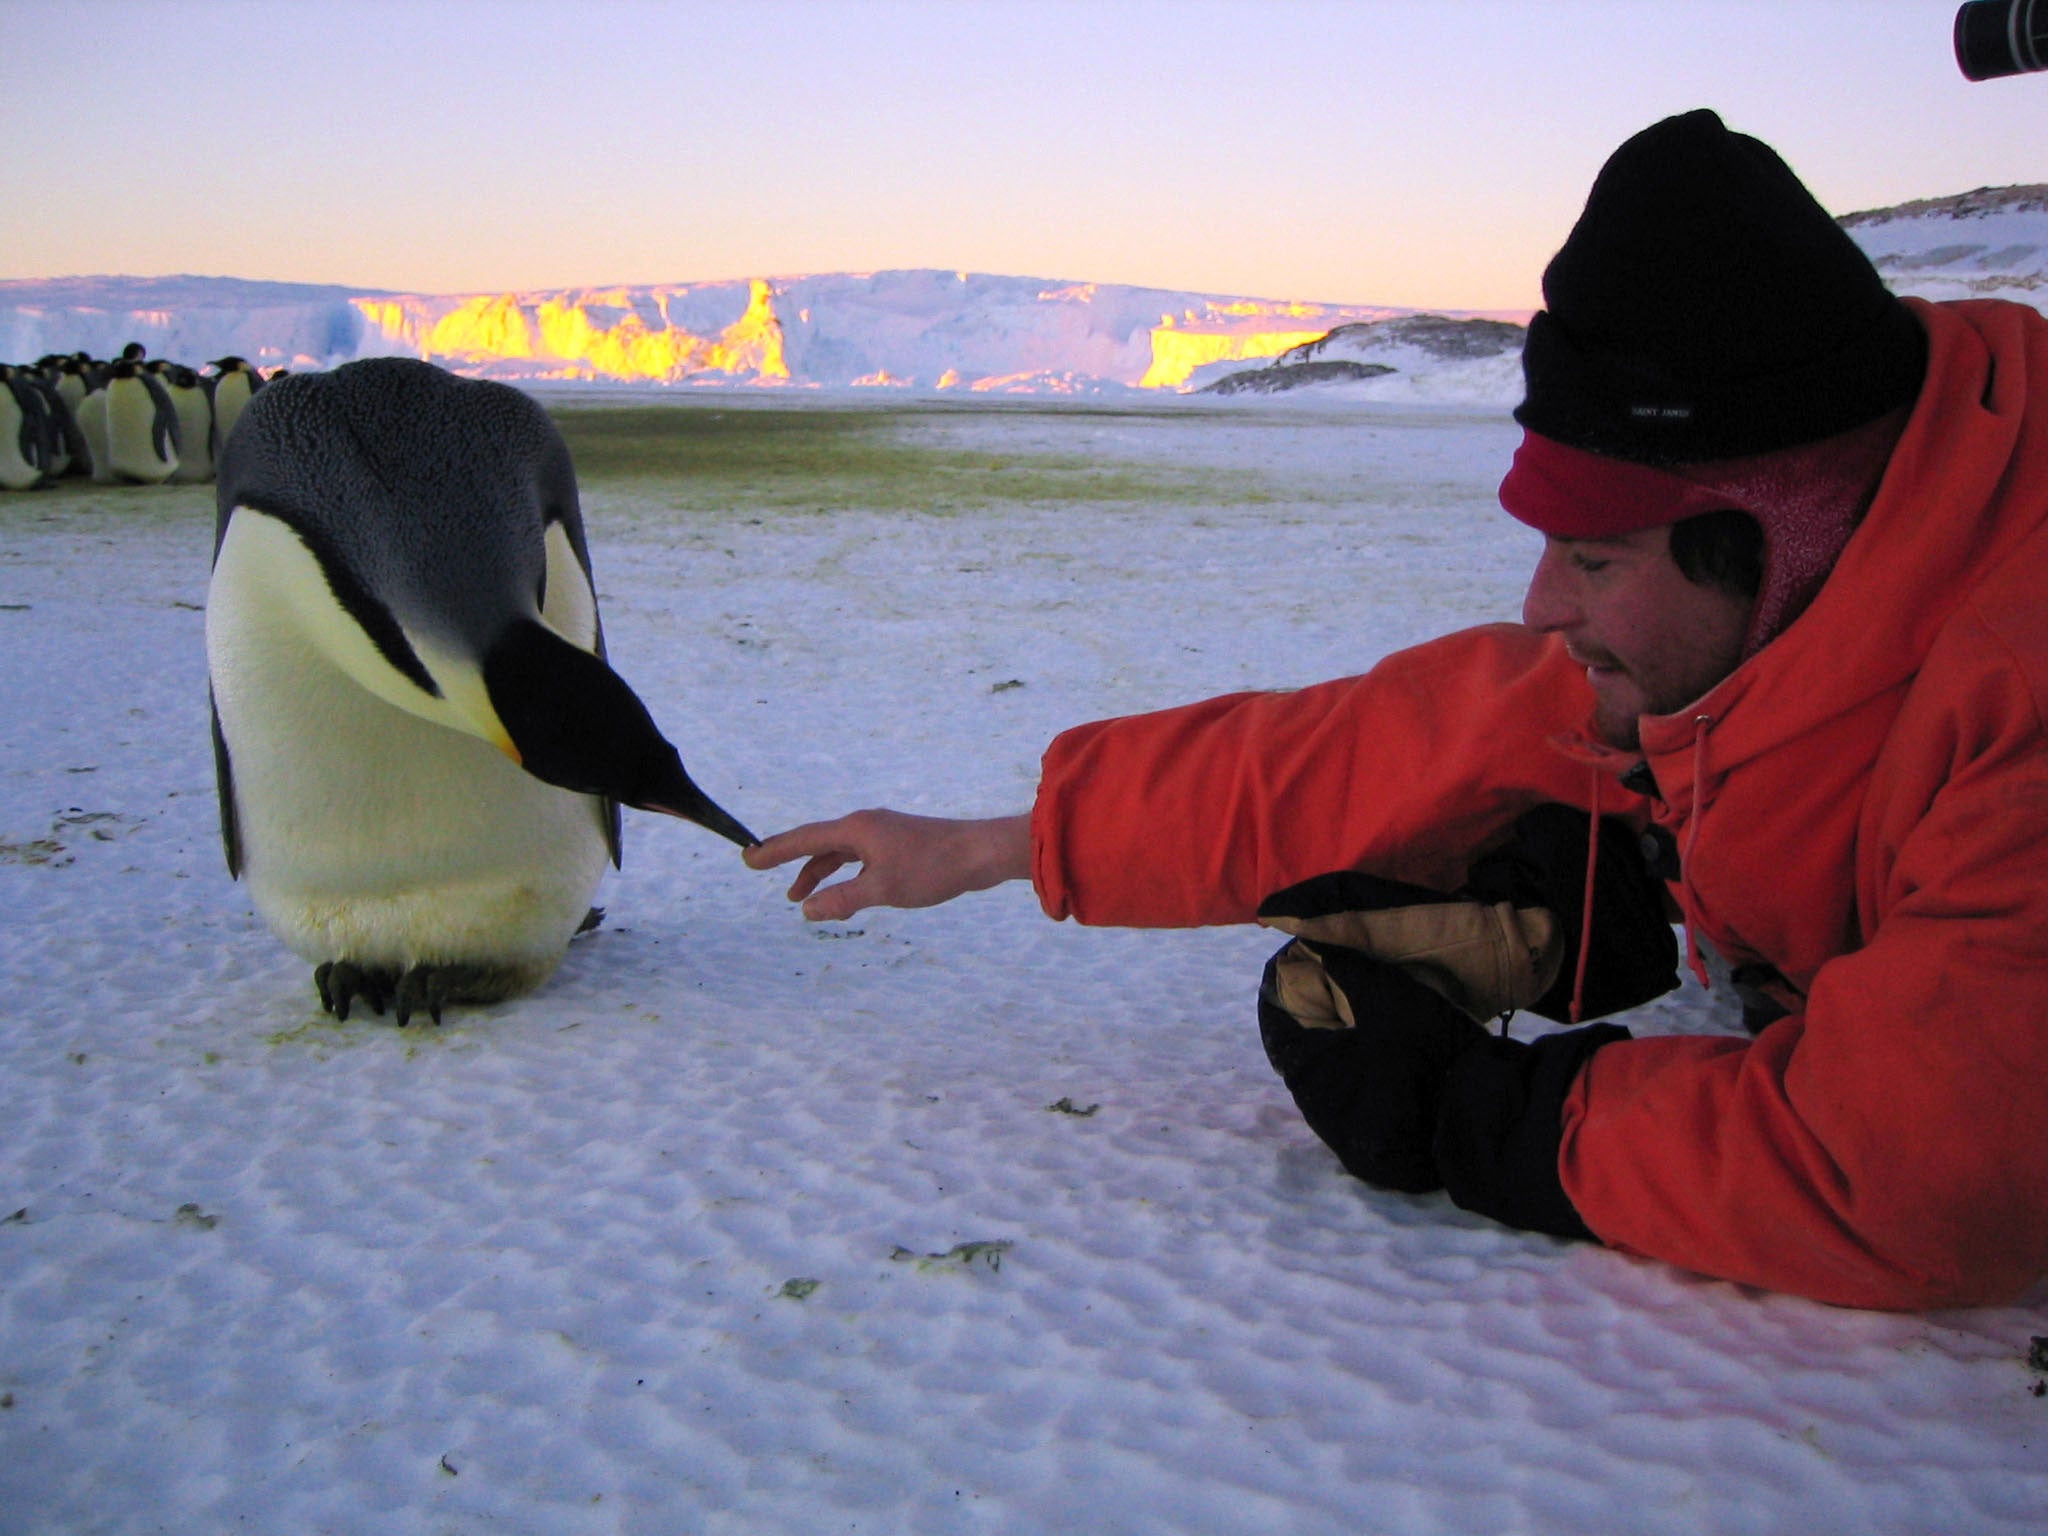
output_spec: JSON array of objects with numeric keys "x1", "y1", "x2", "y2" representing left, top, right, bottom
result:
[
  {"x1": 208, "y1": 357, "x2": 758, "y2": 1025},
  {"x1": 0, "y1": 345, "x2": 272, "y2": 490}
]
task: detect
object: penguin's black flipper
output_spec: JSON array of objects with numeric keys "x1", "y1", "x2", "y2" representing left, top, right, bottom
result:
[
  {"x1": 601, "y1": 795, "x2": 624, "y2": 870},
  {"x1": 211, "y1": 691, "x2": 242, "y2": 880},
  {"x1": 144, "y1": 370, "x2": 180, "y2": 462}
]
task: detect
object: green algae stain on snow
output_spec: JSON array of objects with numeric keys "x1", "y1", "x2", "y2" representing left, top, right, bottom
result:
[{"x1": 546, "y1": 400, "x2": 1281, "y2": 514}]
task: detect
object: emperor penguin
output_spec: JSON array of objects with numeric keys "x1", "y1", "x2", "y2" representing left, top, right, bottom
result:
[
  {"x1": 0, "y1": 365, "x2": 55, "y2": 490},
  {"x1": 44, "y1": 356, "x2": 103, "y2": 478},
  {"x1": 48, "y1": 355, "x2": 95, "y2": 424},
  {"x1": 157, "y1": 363, "x2": 215, "y2": 483},
  {"x1": 104, "y1": 360, "x2": 180, "y2": 483},
  {"x1": 206, "y1": 356, "x2": 265, "y2": 457},
  {"x1": 207, "y1": 357, "x2": 757, "y2": 1025},
  {"x1": 72, "y1": 381, "x2": 115, "y2": 483},
  {"x1": 29, "y1": 365, "x2": 84, "y2": 479}
]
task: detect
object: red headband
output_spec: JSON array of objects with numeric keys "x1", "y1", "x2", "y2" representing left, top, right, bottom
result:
[{"x1": 1498, "y1": 431, "x2": 1738, "y2": 538}]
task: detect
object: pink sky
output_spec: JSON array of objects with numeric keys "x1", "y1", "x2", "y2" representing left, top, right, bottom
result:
[{"x1": 1, "y1": 0, "x2": 2040, "y2": 310}]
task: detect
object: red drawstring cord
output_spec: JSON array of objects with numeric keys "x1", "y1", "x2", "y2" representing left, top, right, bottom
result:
[
  {"x1": 1681, "y1": 715, "x2": 1713, "y2": 986},
  {"x1": 1569, "y1": 769, "x2": 1601, "y2": 1025},
  {"x1": 1570, "y1": 715, "x2": 1712, "y2": 1020}
]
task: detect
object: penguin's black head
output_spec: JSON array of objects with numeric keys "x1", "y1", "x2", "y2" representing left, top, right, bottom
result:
[
  {"x1": 218, "y1": 359, "x2": 568, "y2": 651},
  {"x1": 483, "y1": 618, "x2": 757, "y2": 849}
]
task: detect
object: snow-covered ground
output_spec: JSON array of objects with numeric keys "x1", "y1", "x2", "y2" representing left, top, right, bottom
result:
[{"x1": 1, "y1": 399, "x2": 2043, "y2": 1535}]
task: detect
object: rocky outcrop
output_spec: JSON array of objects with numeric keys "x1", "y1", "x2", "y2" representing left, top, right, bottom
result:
[
  {"x1": 1196, "y1": 313, "x2": 1527, "y2": 400},
  {"x1": 1281, "y1": 314, "x2": 1526, "y2": 366},
  {"x1": 1838, "y1": 185, "x2": 2048, "y2": 307},
  {"x1": 1839, "y1": 185, "x2": 2048, "y2": 226},
  {"x1": 1199, "y1": 359, "x2": 1395, "y2": 395}
]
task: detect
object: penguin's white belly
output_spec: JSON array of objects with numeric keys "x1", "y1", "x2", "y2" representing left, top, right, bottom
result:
[
  {"x1": 211, "y1": 376, "x2": 253, "y2": 455},
  {"x1": 208, "y1": 531, "x2": 610, "y2": 990},
  {"x1": 106, "y1": 381, "x2": 176, "y2": 484},
  {"x1": 0, "y1": 391, "x2": 40, "y2": 490},
  {"x1": 166, "y1": 390, "x2": 213, "y2": 482},
  {"x1": 75, "y1": 391, "x2": 116, "y2": 483}
]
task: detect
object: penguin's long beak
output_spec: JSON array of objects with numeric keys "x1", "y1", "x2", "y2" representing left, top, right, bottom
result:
[
  {"x1": 635, "y1": 782, "x2": 760, "y2": 850},
  {"x1": 481, "y1": 618, "x2": 758, "y2": 848}
]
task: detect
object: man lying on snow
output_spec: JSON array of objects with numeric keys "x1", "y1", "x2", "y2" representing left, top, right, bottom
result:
[{"x1": 746, "y1": 109, "x2": 2048, "y2": 1312}]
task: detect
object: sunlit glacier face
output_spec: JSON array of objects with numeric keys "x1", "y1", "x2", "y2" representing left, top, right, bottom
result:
[
  {"x1": 343, "y1": 273, "x2": 1410, "y2": 391},
  {"x1": 352, "y1": 279, "x2": 790, "y2": 384},
  {"x1": 1138, "y1": 318, "x2": 1340, "y2": 389}
]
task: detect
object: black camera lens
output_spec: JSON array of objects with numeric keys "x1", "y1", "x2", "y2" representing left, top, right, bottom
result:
[{"x1": 1956, "y1": 0, "x2": 2048, "y2": 79}]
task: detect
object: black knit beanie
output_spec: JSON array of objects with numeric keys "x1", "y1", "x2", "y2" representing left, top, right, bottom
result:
[{"x1": 1516, "y1": 109, "x2": 1926, "y2": 464}]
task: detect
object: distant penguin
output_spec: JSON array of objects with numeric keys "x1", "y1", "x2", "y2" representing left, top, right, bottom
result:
[
  {"x1": 103, "y1": 361, "x2": 180, "y2": 483},
  {"x1": 49, "y1": 355, "x2": 96, "y2": 418},
  {"x1": 207, "y1": 356, "x2": 758, "y2": 1024},
  {"x1": 72, "y1": 383, "x2": 115, "y2": 483},
  {"x1": 206, "y1": 356, "x2": 264, "y2": 456},
  {"x1": 158, "y1": 363, "x2": 215, "y2": 483},
  {"x1": 26, "y1": 370, "x2": 80, "y2": 478},
  {"x1": 38, "y1": 360, "x2": 91, "y2": 477},
  {"x1": 0, "y1": 365, "x2": 55, "y2": 490}
]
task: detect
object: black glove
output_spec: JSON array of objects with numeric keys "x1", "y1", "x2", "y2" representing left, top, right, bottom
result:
[
  {"x1": 1257, "y1": 936, "x2": 1489, "y2": 1193},
  {"x1": 1435, "y1": 1025, "x2": 1627, "y2": 1239},
  {"x1": 1254, "y1": 806, "x2": 1675, "y2": 1239}
]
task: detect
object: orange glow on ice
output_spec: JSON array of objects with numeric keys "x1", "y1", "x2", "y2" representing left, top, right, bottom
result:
[
  {"x1": 1138, "y1": 323, "x2": 1333, "y2": 389},
  {"x1": 353, "y1": 279, "x2": 789, "y2": 383},
  {"x1": 347, "y1": 278, "x2": 1408, "y2": 390}
]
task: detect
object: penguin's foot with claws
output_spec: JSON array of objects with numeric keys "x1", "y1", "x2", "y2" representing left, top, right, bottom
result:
[
  {"x1": 313, "y1": 961, "x2": 507, "y2": 1026},
  {"x1": 315, "y1": 960, "x2": 397, "y2": 1022}
]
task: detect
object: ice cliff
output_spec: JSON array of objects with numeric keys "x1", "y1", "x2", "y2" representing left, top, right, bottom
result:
[
  {"x1": 0, "y1": 270, "x2": 1418, "y2": 395},
  {"x1": 3, "y1": 185, "x2": 2041, "y2": 397}
]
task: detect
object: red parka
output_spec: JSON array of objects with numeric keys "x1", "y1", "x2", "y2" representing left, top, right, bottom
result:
[{"x1": 1028, "y1": 299, "x2": 2048, "y2": 1310}]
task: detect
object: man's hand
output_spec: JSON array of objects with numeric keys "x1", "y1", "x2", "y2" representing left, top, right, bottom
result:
[{"x1": 743, "y1": 810, "x2": 1032, "y2": 922}]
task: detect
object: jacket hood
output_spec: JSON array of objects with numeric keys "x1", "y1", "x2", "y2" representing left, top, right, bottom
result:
[{"x1": 1635, "y1": 299, "x2": 2048, "y2": 784}]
